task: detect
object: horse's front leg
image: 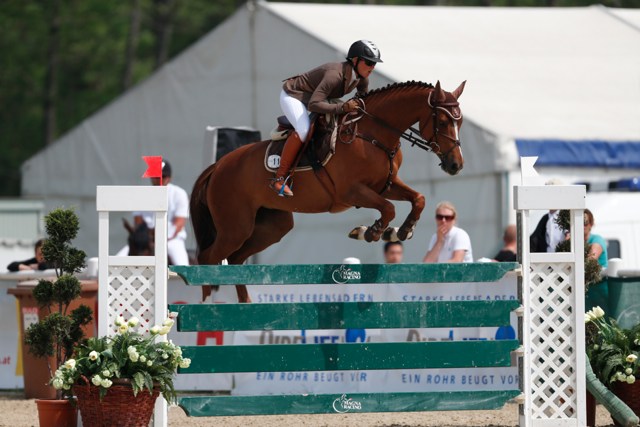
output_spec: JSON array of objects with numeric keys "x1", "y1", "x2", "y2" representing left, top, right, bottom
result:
[
  {"x1": 381, "y1": 177, "x2": 425, "y2": 241},
  {"x1": 345, "y1": 185, "x2": 396, "y2": 242}
]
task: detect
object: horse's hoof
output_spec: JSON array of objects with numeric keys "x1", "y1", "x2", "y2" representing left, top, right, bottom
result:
[
  {"x1": 382, "y1": 227, "x2": 399, "y2": 242},
  {"x1": 348, "y1": 226, "x2": 367, "y2": 240},
  {"x1": 364, "y1": 228, "x2": 381, "y2": 243}
]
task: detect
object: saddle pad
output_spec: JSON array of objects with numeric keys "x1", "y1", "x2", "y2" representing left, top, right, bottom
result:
[{"x1": 264, "y1": 127, "x2": 336, "y2": 173}]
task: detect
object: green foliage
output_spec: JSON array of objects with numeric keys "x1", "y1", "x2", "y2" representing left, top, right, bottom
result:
[
  {"x1": 51, "y1": 316, "x2": 190, "y2": 402},
  {"x1": 554, "y1": 210, "x2": 603, "y2": 288},
  {"x1": 23, "y1": 208, "x2": 92, "y2": 398},
  {"x1": 586, "y1": 307, "x2": 640, "y2": 387}
]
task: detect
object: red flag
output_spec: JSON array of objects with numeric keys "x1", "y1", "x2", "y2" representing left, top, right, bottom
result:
[{"x1": 142, "y1": 156, "x2": 163, "y2": 184}]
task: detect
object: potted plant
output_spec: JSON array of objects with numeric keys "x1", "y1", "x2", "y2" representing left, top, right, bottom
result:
[
  {"x1": 23, "y1": 208, "x2": 93, "y2": 427},
  {"x1": 52, "y1": 314, "x2": 191, "y2": 426},
  {"x1": 586, "y1": 306, "x2": 640, "y2": 425}
]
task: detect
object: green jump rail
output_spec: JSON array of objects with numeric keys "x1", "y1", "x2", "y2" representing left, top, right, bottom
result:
[{"x1": 169, "y1": 263, "x2": 521, "y2": 417}]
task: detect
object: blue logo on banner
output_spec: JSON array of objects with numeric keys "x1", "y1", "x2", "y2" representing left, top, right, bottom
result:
[
  {"x1": 345, "y1": 329, "x2": 366, "y2": 343},
  {"x1": 495, "y1": 326, "x2": 516, "y2": 340}
]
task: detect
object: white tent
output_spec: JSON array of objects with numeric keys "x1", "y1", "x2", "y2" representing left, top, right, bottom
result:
[{"x1": 21, "y1": 1, "x2": 640, "y2": 263}]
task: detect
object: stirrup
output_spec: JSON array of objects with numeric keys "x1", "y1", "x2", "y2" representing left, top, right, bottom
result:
[{"x1": 270, "y1": 176, "x2": 294, "y2": 197}]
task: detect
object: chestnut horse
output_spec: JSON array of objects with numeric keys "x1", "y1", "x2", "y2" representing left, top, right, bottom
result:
[{"x1": 191, "y1": 80, "x2": 466, "y2": 302}]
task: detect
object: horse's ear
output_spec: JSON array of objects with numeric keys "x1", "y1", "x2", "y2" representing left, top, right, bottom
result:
[
  {"x1": 452, "y1": 80, "x2": 466, "y2": 100},
  {"x1": 122, "y1": 218, "x2": 134, "y2": 234},
  {"x1": 434, "y1": 80, "x2": 445, "y2": 102}
]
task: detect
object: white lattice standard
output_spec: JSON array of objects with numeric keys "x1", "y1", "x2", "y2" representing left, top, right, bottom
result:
[
  {"x1": 107, "y1": 266, "x2": 156, "y2": 335},
  {"x1": 515, "y1": 157, "x2": 586, "y2": 427},
  {"x1": 96, "y1": 185, "x2": 169, "y2": 427}
]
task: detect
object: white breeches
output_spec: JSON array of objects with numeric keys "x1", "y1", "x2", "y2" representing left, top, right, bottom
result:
[
  {"x1": 280, "y1": 89, "x2": 310, "y2": 141},
  {"x1": 168, "y1": 238, "x2": 189, "y2": 266}
]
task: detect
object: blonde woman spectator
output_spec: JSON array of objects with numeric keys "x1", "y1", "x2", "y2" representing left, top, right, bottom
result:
[{"x1": 423, "y1": 201, "x2": 473, "y2": 263}]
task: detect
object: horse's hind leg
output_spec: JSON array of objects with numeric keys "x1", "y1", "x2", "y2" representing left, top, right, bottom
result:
[
  {"x1": 227, "y1": 208, "x2": 294, "y2": 303},
  {"x1": 197, "y1": 207, "x2": 257, "y2": 301}
]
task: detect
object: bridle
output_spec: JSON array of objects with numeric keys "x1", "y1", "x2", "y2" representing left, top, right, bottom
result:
[
  {"x1": 337, "y1": 91, "x2": 462, "y2": 193},
  {"x1": 340, "y1": 92, "x2": 463, "y2": 167}
]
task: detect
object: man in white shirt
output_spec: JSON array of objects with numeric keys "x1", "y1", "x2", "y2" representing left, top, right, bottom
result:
[
  {"x1": 423, "y1": 201, "x2": 473, "y2": 263},
  {"x1": 131, "y1": 160, "x2": 190, "y2": 265}
]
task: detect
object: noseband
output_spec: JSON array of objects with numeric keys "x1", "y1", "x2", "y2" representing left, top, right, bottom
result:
[{"x1": 425, "y1": 92, "x2": 462, "y2": 163}]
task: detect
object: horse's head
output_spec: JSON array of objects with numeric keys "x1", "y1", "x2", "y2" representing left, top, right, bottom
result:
[
  {"x1": 420, "y1": 80, "x2": 466, "y2": 175},
  {"x1": 124, "y1": 218, "x2": 155, "y2": 256}
]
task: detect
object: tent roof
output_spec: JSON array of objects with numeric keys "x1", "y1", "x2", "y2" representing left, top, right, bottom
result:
[{"x1": 265, "y1": 2, "x2": 640, "y2": 143}]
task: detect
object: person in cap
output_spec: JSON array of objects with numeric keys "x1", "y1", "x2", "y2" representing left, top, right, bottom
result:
[
  {"x1": 272, "y1": 40, "x2": 383, "y2": 197},
  {"x1": 132, "y1": 160, "x2": 190, "y2": 265}
]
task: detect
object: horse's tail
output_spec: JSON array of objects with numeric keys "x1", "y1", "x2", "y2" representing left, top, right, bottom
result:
[{"x1": 190, "y1": 163, "x2": 218, "y2": 262}]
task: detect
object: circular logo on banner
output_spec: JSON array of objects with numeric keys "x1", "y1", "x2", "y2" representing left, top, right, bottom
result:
[{"x1": 331, "y1": 265, "x2": 361, "y2": 284}]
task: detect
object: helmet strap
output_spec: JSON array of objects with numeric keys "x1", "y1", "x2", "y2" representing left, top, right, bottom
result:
[{"x1": 352, "y1": 58, "x2": 365, "y2": 80}]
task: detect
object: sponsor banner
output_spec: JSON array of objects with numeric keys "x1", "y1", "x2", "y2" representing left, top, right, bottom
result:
[
  {"x1": 232, "y1": 271, "x2": 518, "y2": 395},
  {"x1": 0, "y1": 280, "x2": 23, "y2": 388}
]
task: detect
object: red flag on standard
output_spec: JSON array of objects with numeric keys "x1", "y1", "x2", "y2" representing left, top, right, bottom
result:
[{"x1": 142, "y1": 156, "x2": 162, "y2": 179}]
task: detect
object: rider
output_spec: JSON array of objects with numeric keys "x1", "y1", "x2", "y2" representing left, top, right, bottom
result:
[{"x1": 271, "y1": 39, "x2": 383, "y2": 197}]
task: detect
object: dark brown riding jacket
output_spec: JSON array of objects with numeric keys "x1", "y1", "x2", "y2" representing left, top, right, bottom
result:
[{"x1": 282, "y1": 61, "x2": 369, "y2": 115}]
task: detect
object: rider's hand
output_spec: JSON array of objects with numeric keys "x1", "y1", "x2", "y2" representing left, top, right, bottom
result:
[{"x1": 342, "y1": 99, "x2": 359, "y2": 114}]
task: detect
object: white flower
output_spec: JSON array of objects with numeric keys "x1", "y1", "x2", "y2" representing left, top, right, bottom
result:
[
  {"x1": 115, "y1": 316, "x2": 126, "y2": 327},
  {"x1": 626, "y1": 354, "x2": 638, "y2": 363},
  {"x1": 67, "y1": 377, "x2": 74, "y2": 384},
  {"x1": 100, "y1": 378, "x2": 113, "y2": 388},
  {"x1": 62, "y1": 384, "x2": 70, "y2": 390},
  {"x1": 179, "y1": 358, "x2": 191, "y2": 369},
  {"x1": 146, "y1": 360, "x2": 153, "y2": 367},
  {"x1": 173, "y1": 347, "x2": 182, "y2": 357},
  {"x1": 593, "y1": 306, "x2": 605, "y2": 319},
  {"x1": 64, "y1": 359, "x2": 76, "y2": 369},
  {"x1": 169, "y1": 311, "x2": 178, "y2": 319},
  {"x1": 158, "y1": 325, "x2": 171, "y2": 336},
  {"x1": 140, "y1": 355, "x2": 147, "y2": 363},
  {"x1": 89, "y1": 351, "x2": 99, "y2": 361},
  {"x1": 52, "y1": 378, "x2": 64, "y2": 389},
  {"x1": 91, "y1": 375, "x2": 102, "y2": 386},
  {"x1": 618, "y1": 373, "x2": 627, "y2": 381},
  {"x1": 129, "y1": 353, "x2": 139, "y2": 362},
  {"x1": 626, "y1": 368, "x2": 633, "y2": 375},
  {"x1": 593, "y1": 344, "x2": 599, "y2": 350},
  {"x1": 584, "y1": 314, "x2": 593, "y2": 323},
  {"x1": 635, "y1": 339, "x2": 640, "y2": 346},
  {"x1": 127, "y1": 317, "x2": 139, "y2": 327},
  {"x1": 162, "y1": 353, "x2": 169, "y2": 359},
  {"x1": 150, "y1": 325, "x2": 161, "y2": 335},
  {"x1": 162, "y1": 318, "x2": 175, "y2": 328},
  {"x1": 127, "y1": 346, "x2": 137, "y2": 355},
  {"x1": 102, "y1": 370, "x2": 111, "y2": 378},
  {"x1": 118, "y1": 324, "x2": 129, "y2": 333},
  {"x1": 627, "y1": 375, "x2": 636, "y2": 384}
]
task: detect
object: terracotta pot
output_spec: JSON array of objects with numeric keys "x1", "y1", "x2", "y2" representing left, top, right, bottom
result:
[
  {"x1": 611, "y1": 380, "x2": 640, "y2": 427},
  {"x1": 35, "y1": 399, "x2": 78, "y2": 427},
  {"x1": 74, "y1": 378, "x2": 160, "y2": 427}
]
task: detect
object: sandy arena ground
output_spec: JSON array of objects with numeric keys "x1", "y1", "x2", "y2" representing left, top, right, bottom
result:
[{"x1": 0, "y1": 393, "x2": 618, "y2": 427}]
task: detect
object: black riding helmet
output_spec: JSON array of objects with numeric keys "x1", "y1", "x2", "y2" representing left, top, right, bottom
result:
[{"x1": 346, "y1": 40, "x2": 383, "y2": 63}]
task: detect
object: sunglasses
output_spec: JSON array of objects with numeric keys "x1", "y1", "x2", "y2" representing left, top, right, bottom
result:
[
  {"x1": 435, "y1": 214, "x2": 455, "y2": 221},
  {"x1": 362, "y1": 58, "x2": 376, "y2": 67}
]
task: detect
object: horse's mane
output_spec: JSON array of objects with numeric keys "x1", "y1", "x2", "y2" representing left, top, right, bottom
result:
[{"x1": 359, "y1": 80, "x2": 434, "y2": 99}]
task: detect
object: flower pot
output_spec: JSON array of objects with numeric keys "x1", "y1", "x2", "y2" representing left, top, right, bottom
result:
[
  {"x1": 74, "y1": 378, "x2": 160, "y2": 427},
  {"x1": 611, "y1": 380, "x2": 640, "y2": 427},
  {"x1": 35, "y1": 399, "x2": 78, "y2": 427}
]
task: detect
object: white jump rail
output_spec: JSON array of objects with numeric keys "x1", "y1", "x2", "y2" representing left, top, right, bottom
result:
[{"x1": 96, "y1": 185, "x2": 169, "y2": 427}]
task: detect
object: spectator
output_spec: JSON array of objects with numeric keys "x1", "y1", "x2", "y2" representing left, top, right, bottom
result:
[
  {"x1": 423, "y1": 201, "x2": 473, "y2": 263},
  {"x1": 584, "y1": 209, "x2": 609, "y2": 313},
  {"x1": 494, "y1": 224, "x2": 517, "y2": 262},
  {"x1": 118, "y1": 160, "x2": 190, "y2": 265},
  {"x1": 383, "y1": 241, "x2": 403, "y2": 264},
  {"x1": 584, "y1": 209, "x2": 607, "y2": 268},
  {"x1": 7, "y1": 239, "x2": 51, "y2": 272},
  {"x1": 530, "y1": 178, "x2": 566, "y2": 252}
]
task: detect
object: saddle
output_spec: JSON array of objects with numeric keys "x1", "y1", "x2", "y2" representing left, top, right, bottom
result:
[{"x1": 264, "y1": 114, "x2": 337, "y2": 173}]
